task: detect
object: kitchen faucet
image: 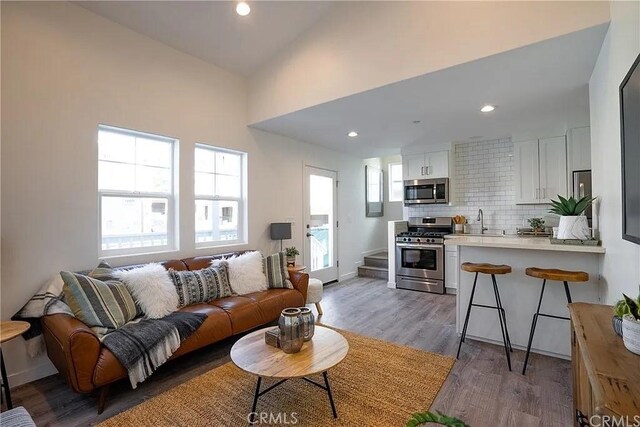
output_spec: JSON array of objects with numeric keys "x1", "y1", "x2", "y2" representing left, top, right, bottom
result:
[{"x1": 477, "y1": 209, "x2": 488, "y2": 234}]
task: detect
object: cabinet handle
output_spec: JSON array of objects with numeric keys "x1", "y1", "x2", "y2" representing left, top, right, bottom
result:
[
  {"x1": 426, "y1": 166, "x2": 430, "y2": 175},
  {"x1": 420, "y1": 166, "x2": 425, "y2": 175}
]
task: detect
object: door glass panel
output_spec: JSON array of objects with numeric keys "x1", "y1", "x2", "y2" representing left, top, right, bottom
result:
[
  {"x1": 402, "y1": 248, "x2": 437, "y2": 270},
  {"x1": 309, "y1": 174, "x2": 333, "y2": 272}
]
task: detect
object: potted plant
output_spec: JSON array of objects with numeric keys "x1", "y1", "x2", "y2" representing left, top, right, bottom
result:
[
  {"x1": 612, "y1": 295, "x2": 640, "y2": 336},
  {"x1": 548, "y1": 195, "x2": 595, "y2": 240},
  {"x1": 527, "y1": 218, "x2": 545, "y2": 234},
  {"x1": 619, "y1": 294, "x2": 640, "y2": 355},
  {"x1": 284, "y1": 246, "x2": 299, "y2": 267}
]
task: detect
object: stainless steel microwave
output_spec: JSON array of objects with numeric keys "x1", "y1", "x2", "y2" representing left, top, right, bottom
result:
[{"x1": 404, "y1": 178, "x2": 449, "y2": 205}]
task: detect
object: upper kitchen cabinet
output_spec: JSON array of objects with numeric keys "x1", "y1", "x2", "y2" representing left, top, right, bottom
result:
[
  {"x1": 567, "y1": 126, "x2": 591, "y2": 172},
  {"x1": 514, "y1": 136, "x2": 567, "y2": 204},
  {"x1": 403, "y1": 150, "x2": 450, "y2": 180}
]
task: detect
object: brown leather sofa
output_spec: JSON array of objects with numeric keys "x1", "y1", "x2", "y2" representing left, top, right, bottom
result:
[{"x1": 41, "y1": 252, "x2": 309, "y2": 413}]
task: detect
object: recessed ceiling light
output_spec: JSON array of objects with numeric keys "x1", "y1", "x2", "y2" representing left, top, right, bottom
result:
[
  {"x1": 347, "y1": 131, "x2": 358, "y2": 137},
  {"x1": 480, "y1": 105, "x2": 496, "y2": 113},
  {"x1": 236, "y1": 2, "x2": 250, "y2": 16}
]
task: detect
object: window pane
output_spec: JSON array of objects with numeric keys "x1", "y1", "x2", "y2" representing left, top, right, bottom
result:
[
  {"x1": 99, "y1": 161, "x2": 135, "y2": 191},
  {"x1": 194, "y1": 147, "x2": 216, "y2": 173},
  {"x1": 195, "y1": 172, "x2": 215, "y2": 196},
  {"x1": 136, "y1": 137, "x2": 172, "y2": 168},
  {"x1": 216, "y1": 152, "x2": 241, "y2": 176},
  {"x1": 392, "y1": 182, "x2": 403, "y2": 202},
  {"x1": 195, "y1": 199, "x2": 238, "y2": 244},
  {"x1": 136, "y1": 165, "x2": 171, "y2": 193},
  {"x1": 101, "y1": 196, "x2": 168, "y2": 250},
  {"x1": 215, "y1": 174, "x2": 240, "y2": 198},
  {"x1": 98, "y1": 130, "x2": 135, "y2": 163}
]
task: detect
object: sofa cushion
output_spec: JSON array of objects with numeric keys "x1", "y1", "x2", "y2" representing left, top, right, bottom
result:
[
  {"x1": 242, "y1": 289, "x2": 303, "y2": 321},
  {"x1": 182, "y1": 252, "x2": 247, "y2": 271},
  {"x1": 93, "y1": 304, "x2": 233, "y2": 387},
  {"x1": 168, "y1": 263, "x2": 233, "y2": 308},
  {"x1": 264, "y1": 252, "x2": 293, "y2": 289},
  {"x1": 61, "y1": 271, "x2": 138, "y2": 336},
  {"x1": 115, "y1": 264, "x2": 178, "y2": 319},
  {"x1": 209, "y1": 296, "x2": 265, "y2": 334}
]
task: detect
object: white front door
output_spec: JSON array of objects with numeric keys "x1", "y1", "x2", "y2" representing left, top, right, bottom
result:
[{"x1": 303, "y1": 166, "x2": 338, "y2": 283}]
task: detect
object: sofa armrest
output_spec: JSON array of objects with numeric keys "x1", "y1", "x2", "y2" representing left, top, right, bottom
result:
[
  {"x1": 42, "y1": 314, "x2": 101, "y2": 393},
  {"x1": 289, "y1": 271, "x2": 309, "y2": 302}
]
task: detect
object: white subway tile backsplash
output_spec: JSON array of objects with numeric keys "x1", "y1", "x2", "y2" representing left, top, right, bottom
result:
[{"x1": 407, "y1": 138, "x2": 552, "y2": 233}]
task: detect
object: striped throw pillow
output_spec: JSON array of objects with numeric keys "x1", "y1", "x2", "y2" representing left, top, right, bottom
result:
[
  {"x1": 61, "y1": 271, "x2": 138, "y2": 336},
  {"x1": 168, "y1": 263, "x2": 233, "y2": 308},
  {"x1": 264, "y1": 252, "x2": 293, "y2": 289},
  {"x1": 88, "y1": 261, "x2": 143, "y2": 318}
]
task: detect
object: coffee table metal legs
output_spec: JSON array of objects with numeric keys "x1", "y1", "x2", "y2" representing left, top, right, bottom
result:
[
  {"x1": 249, "y1": 371, "x2": 338, "y2": 424},
  {"x1": 0, "y1": 347, "x2": 13, "y2": 410}
]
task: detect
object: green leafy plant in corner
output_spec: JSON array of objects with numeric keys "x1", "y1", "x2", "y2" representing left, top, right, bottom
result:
[
  {"x1": 615, "y1": 294, "x2": 640, "y2": 321},
  {"x1": 406, "y1": 410, "x2": 468, "y2": 427},
  {"x1": 284, "y1": 246, "x2": 300, "y2": 257},
  {"x1": 548, "y1": 195, "x2": 596, "y2": 216}
]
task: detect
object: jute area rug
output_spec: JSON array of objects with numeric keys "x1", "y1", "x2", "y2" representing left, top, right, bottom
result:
[{"x1": 99, "y1": 329, "x2": 455, "y2": 427}]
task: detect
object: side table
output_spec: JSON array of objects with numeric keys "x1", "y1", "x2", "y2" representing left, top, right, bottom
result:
[{"x1": 1, "y1": 321, "x2": 30, "y2": 410}]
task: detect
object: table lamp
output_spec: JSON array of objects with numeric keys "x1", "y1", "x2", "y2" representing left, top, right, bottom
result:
[{"x1": 270, "y1": 223, "x2": 292, "y2": 252}]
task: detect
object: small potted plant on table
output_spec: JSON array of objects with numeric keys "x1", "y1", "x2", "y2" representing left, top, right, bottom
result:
[
  {"x1": 285, "y1": 246, "x2": 299, "y2": 267},
  {"x1": 616, "y1": 294, "x2": 640, "y2": 355}
]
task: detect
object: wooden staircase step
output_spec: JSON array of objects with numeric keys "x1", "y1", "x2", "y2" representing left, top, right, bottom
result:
[{"x1": 357, "y1": 265, "x2": 388, "y2": 279}]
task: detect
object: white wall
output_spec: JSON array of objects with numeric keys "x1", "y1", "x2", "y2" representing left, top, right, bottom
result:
[
  {"x1": 248, "y1": 1, "x2": 609, "y2": 124},
  {"x1": 589, "y1": 0, "x2": 640, "y2": 303},
  {"x1": 0, "y1": 2, "x2": 376, "y2": 385}
]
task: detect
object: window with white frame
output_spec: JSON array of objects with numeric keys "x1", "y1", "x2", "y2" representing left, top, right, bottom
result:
[
  {"x1": 389, "y1": 162, "x2": 403, "y2": 202},
  {"x1": 98, "y1": 125, "x2": 177, "y2": 256},
  {"x1": 194, "y1": 144, "x2": 246, "y2": 247}
]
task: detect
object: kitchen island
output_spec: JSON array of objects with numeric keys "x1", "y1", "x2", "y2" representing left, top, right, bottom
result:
[{"x1": 445, "y1": 235, "x2": 605, "y2": 359}]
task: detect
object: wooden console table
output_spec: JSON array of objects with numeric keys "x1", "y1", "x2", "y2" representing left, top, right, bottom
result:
[{"x1": 569, "y1": 303, "x2": 640, "y2": 425}]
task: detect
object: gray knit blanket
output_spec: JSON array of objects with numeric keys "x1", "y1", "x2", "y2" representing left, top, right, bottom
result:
[{"x1": 101, "y1": 312, "x2": 207, "y2": 388}]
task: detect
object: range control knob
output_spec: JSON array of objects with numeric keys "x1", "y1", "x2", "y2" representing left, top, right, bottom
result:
[{"x1": 416, "y1": 238, "x2": 421, "y2": 243}]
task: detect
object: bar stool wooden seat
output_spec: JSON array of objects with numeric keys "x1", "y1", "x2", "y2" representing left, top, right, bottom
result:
[
  {"x1": 522, "y1": 267, "x2": 589, "y2": 375},
  {"x1": 457, "y1": 262, "x2": 514, "y2": 371}
]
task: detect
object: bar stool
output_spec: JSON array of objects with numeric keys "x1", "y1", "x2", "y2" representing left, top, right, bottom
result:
[
  {"x1": 457, "y1": 262, "x2": 513, "y2": 371},
  {"x1": 522, "y1": 267, "x2": 589, "y2": 375}
]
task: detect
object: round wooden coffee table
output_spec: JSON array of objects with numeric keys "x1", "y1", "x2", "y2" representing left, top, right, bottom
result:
[
  {"x1": 1, "y1": 320, "x2": 30, "y2": 410},
  {"x1": 231, "y1": 325, "x2": 349, "y2": 421}
]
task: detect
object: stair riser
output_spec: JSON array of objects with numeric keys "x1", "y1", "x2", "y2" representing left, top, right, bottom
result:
[
  {"x1": 357, "y1": 266, "x2": 388, "y2": 279},
  {"x1": 363, "y1": 257, "x2": 388, "y2": 269}
]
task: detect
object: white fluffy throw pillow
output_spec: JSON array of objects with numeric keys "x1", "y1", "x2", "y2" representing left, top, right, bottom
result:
[
  {"x1": 211, "y1": 251, "x2": 267, "y2": 295},
  {"x1": 115, "y1": 263, "x2": 178, "y2": 319}
]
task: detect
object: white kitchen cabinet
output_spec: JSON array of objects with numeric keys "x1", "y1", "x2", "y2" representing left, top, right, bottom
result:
[
  {"x1": 403, "y1": 153, "x2": 426, "y2": 181},
  {"x1": 514, "y1": 136, "x2": 567, "y2": 204},
  {"x1": 567, "y1": 126, "x2": 591, "y2": 172},
  {"x1": 539, "y1": 136, "x2": 568, "y2": 203},
  {"x1": 402, "y1": 150, "x2": 449, "y2": 180},
  {"x1": 445, "y1": 246, "x2": 459, "y2": 292}
]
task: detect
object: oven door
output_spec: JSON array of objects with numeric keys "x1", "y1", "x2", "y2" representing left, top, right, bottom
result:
[{"x1": 395, "y1": 243, "x2": 444, "y2": 281}]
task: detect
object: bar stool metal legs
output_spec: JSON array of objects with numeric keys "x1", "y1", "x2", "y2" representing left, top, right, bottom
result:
[
  {"x1": 457, "y1": 271, "x2": 513, "y2": 371},
  {"x1": 522, "y1": 279, "x2": 573, "y2": 375}
]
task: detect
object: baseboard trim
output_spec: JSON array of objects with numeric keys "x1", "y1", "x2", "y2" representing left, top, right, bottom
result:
[
  {"x1": 339, "y1": 271, "x2": 357, "y2": 281},
  {"x1": 387, "y1": 281, "x2": 396, "y2": 289},
  {"x1": 445, "y1": 287, "x2": 457, "y2": 295},
  {"x1": 462, "y1": 334, "x2": 570, "y2": 360},
  {"x1": 9, "y1": 360, "x2": 58, "y2": 387},
  {"x1": 361, "y1": 247, "x2": 386, "y2": 257}
]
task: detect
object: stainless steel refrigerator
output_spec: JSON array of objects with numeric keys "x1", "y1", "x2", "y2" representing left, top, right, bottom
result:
[{"x1": 573, "y1": 170, "x2": 592, "y2": 226}]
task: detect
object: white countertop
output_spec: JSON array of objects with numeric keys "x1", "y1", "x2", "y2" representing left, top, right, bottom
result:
[{"x1": 444, "y1": 235, "x2": 605, "y2": 254}]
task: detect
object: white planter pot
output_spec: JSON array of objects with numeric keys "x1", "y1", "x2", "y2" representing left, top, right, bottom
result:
[
  {"x1": 622, "y1": 315, "x2": 640, "y2": 355},
  {"x1": 557, "y1": 216, "x2": 590, "y2": 240}
]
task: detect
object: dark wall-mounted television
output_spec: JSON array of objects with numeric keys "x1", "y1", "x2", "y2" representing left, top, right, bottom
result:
[{"x1": 620, "y1": 53, "x2": 640, "y2": 245}]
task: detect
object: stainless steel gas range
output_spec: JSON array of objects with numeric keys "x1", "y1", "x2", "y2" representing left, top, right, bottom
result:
[{"x1": 395, "y1": 217, "x2": 453, "y2": 294}]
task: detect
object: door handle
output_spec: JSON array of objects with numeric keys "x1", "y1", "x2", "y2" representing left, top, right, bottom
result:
[{"x1": 306, "y1": 233, "x2": 314, "y2": 237}]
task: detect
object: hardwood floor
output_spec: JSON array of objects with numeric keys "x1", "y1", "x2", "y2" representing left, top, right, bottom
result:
[{"x1": 10, "y1": 277, "x2": 572, "y2": 426}]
